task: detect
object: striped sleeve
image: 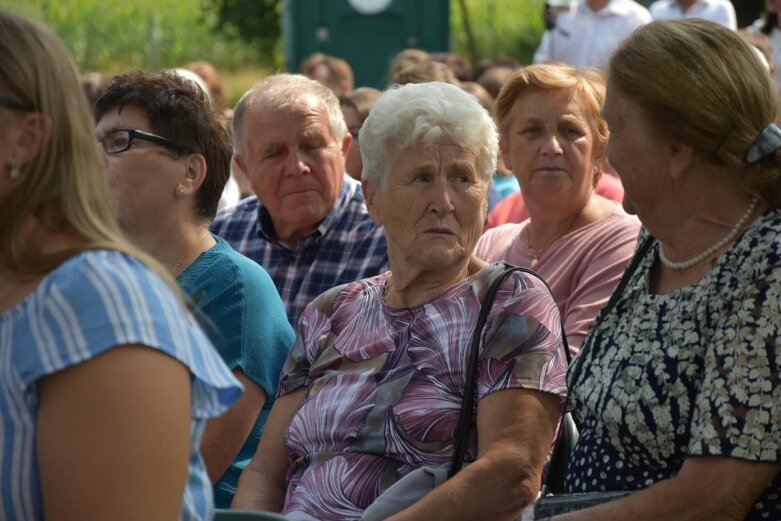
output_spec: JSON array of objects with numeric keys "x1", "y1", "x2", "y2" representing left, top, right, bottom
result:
[{"x1": 15, "y1": 250, "x2": 242, "y2": 419}]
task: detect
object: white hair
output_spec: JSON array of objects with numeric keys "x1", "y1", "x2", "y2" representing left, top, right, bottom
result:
[
  {"x1": 359, "y1": 82, "x2": 498, "y2": 190},
  {"x1": 232, "y1": 73, "x2": 348, "y2": 155}
]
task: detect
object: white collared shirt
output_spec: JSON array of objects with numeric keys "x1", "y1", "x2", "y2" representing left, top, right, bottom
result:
[
  {"x1": 533, "y1": 0, "x2": 652, "y2": 69},
  {"x1": 649, "y1": 0, "x2": 736, "y2": 29}
]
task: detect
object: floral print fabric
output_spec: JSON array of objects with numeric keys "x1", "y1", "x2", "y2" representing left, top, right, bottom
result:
[
  {"x1": 278, "y1": 263, "x2": 569, "y2": 520},
  {"x1": 567, "y1": 210, "x2": 781, "y2": 520}
]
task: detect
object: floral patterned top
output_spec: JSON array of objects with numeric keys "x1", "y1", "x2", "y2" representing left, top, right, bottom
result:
[
  {"x1": 567, "y1": 210, "x2": 781, "y2": 520},
  {"x1": 277, "y1": 263, "x2": 569, "y2": 520}
]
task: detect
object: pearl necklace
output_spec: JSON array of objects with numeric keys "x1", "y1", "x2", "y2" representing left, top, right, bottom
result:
[
  {"x1": 171, "y1": 229, "x2": 209, "y2": 274},
  {"x1": 658, "y1": 196, "x2": 759, "y2": 270}
]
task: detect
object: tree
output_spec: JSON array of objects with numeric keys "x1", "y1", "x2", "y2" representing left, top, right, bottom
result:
[{"x1": 205, "y1": 0, "x2": 283, "y2": 68}]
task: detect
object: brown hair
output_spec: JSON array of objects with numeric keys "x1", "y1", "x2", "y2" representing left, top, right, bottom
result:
[
  {"x1": 609, "y1": 20, "x2": 781, "y2": 206},
  {"x1": 95, "y1": 70, "x2": 232, "y2": 219}
]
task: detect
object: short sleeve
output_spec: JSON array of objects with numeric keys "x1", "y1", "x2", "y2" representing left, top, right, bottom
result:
[
  {"x1": 276, "y1": 283, "x2": 353, "y2": 398},
  {"x1": 181, "y1": 243, "x2": 294, "y2": 399},
  {"x1": 688, "y1": 267, "x2": 781, "y2": 463},
  {"x1": 14, "y1": 251, "x2": 242, "y2": 419},
  {"x1": 476, "y1": 269, "x2": 569, "y2": 404}
]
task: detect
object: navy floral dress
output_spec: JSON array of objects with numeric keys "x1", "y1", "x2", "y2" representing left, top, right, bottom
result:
[{"x1": 567, "y1": 210, "x2": 781, "y2": 520}]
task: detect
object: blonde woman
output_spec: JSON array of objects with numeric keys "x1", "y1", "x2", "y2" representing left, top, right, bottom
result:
[{"x1": 0, "y1": 11, "x2": 240, "y2": 520}]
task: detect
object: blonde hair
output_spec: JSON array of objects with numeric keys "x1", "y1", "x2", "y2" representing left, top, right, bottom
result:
[
  {"x1": 0, "y1": 10, "x2": 171, "y2": 282},
  {"x1": 495, "y1": 63, "x2": 608, "y2": 184},
  {"x1": 609, "y1": 20, "x2": 781, "y2": 207}
]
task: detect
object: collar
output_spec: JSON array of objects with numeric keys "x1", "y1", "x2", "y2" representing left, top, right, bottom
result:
[
  {"x1": 578, "y1": 0, "x2": 637, "y2": 17},
  {"x1": 255, "y1": 173, "x2": 357, "y2": 248}
]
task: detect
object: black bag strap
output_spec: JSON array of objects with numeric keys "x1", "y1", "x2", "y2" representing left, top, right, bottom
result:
[{"x1": 449, "y1": 264, "x2": 567, "y2": 479}]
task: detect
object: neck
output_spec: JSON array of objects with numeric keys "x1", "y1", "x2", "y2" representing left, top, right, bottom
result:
[
  {"x1": 275, "y1": 223, "x2": 318, "y2": 250},
  {"x1": 677, "y1": 0, "x2": 696, "y2": 11},
  {"x1": 524, "y1": 191, "x2": 603, "y2": 248},
  {"x1": 385, "y1": 255, "x2": 486, "y2": 308},
  {"x1": 653, "y1": 185, "x2": 764, "y2": 266},
  {"x1": 587, "y1": 0, "x2": 610, "y2": 12},
  {"x1": 125, "y1": 218, "x2": 214, "y2": 276}
]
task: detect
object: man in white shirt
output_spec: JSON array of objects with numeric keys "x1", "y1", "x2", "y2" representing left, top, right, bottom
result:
[
  {"x1": 533, "y1": 0, "x2": 651, "y2": 69},
  {"x1": 649, "y1": 0, "x2": 736, "y2": 30}
]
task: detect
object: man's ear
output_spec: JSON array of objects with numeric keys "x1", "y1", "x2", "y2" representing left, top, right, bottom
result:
[
  {"x1": 361, "y1": 177, "x2": 382, "y2": 226},
  {"x1": 232, "y1": 153, "x2": 248, "y2": 175},
  {"x1": 340, "y1": 132, "x2": 353, "y2": 158}
]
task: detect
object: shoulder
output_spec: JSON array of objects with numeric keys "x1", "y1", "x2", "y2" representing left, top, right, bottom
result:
[
  {"x1": 211, "y1": 196, "x2": 259, "y2": 231},
  {"x1": 476, "y1": 223, "x2": 523, "y2": 254},
  {"x1": 307, "y1": 274, "x2": 383, "y2": 319},
  {"x1": 42, "y1": 250, "x2": 172, "y2": 314},
  {"x1": 599, "y1": 204, "x2": 642, "y2": 236}
]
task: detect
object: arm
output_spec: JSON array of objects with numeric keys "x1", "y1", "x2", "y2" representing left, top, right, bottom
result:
[
  {"x1": 387, "y1": 388, "x2": 561, "y2": 521},
  {"x1": 201, "y1": 368, "x2": 267, "y2": 483},
  {"x1": 36, "y1": 345, "x2": 192, "y2": 521},
  {"x1": 231, "y1": 388, "x2": 306, "y2": 511},
  {"x1": 552, "y1": 456, "x2": 780, "y2": 521}
]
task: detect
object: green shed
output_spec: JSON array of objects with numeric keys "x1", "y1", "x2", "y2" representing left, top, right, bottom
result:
[{"x1": 283, "y1": 0, "x2": 450, "y2": 89}]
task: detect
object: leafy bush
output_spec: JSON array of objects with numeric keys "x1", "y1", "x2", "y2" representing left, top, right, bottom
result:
[
  {"x1": 451, "y1": 0, "x2": 547, "y2": 66},
  {"x1": 0, "y1": 0, "x2": 270, "y2": 73}
]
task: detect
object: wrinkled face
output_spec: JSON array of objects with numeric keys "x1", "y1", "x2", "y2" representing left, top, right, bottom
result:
[
  {"x1": 601, "y1": 84, "x2": 667, "y2": 217},
  {"x1": 501, "y1": 89, "x2": 602, "y2": 209},
  {"x1": 96, "y1": 106, "x2": 184, "y2": 238},
  {"x1": 341, "y1": 104, "x2": 363, "y2": 180},
  {"x1": 237, "y1": 97, "x2": 349, "y2": 243},
  {"x1": 365, "y1": 142, "x2": 487, "y2": 272}
]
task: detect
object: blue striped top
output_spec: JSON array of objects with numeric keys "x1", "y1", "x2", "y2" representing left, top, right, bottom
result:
[{"x1": 0, "y1": 250, "x2": 242, "y2": 520}]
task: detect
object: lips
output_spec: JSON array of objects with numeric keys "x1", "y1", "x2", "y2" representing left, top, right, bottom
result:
[{"x1": 424, "y1": 227, "x2": 456, "y2": 235}]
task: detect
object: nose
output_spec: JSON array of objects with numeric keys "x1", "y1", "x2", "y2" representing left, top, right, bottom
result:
[
  {"x1": 427, "y1": 179, "x2": 455, "y2": 216},
  {"x1": 540, "y1": 132, "x2": 564, "y2": 156},
  {"x1": 283, "y1": 147, "x2": 311, "y2": 176}
]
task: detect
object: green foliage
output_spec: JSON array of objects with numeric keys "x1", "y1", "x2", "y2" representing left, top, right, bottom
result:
[
  {"x1": 451, "y1": 0, "x2": 547, "y2": 66},
  {"x1": 206, "y1": 0, "x2": 282, "y2": 66},
  {"x1": 0, "y1": 0, "x2": 271, "y2": 73},
  {"x1": 0, "y1": 0, "x2": 547, "y2": 78}
]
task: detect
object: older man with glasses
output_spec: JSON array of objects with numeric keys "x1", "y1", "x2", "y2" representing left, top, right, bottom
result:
[{"x1": 94, "y1": 70, "x2": 295, "y2": 509}]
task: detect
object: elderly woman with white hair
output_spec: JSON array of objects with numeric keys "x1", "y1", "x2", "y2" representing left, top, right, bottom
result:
[{"x1": 231, "y1": 82, "x2": 569, "y2": 520}]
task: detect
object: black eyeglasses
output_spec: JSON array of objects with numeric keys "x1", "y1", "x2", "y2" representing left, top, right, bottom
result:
[
  {"x1": 0, "y1": 92, "x2": 30, "y2": 111},
  {"x1": 98, "y1": 129, "x2": 178, "y2": 155}
]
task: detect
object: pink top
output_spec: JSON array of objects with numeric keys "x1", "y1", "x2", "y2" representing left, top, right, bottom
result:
[
  {"x1": 475, "y1": 204, "x2": 640, "y2": 351},
  {"x1": 484, "y1": 173, "x2": 625, "y2": 231}
]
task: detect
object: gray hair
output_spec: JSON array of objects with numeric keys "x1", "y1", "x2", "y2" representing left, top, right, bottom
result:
[
  {"x1": 232, "y1": 73, "x2": 348, "y2": 154},
  {"x1": 360, "y1": 82, "x2": 498, "y2": 189}
]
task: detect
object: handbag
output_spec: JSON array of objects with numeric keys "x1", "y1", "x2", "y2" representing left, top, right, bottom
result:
[
  {"x1": 534, "y1": 235, "x2": 655, "y2": 519},
  {"x1": 363, "y1": 265, "x2": 548, "y2": 520}
]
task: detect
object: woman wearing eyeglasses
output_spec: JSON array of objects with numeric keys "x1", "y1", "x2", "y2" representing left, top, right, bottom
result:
[
  {"x1": 93, "y1": 70, "x2": 295, "y2": 509},
  {"x1": 0, "y1": 10, "x2": 243, "y2": 521}
]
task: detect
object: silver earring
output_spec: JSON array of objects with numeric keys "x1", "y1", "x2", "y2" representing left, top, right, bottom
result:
[{"x1": 9, "y1": 159, "x2": 20, "y2": 179}]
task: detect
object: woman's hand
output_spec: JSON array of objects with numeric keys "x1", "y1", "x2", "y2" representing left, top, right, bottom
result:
[
  {"x1": 231, "y1": 389, "x2": 306, "y2": 511},
  {"x1": 36, "y1": 345, "x2": 192, "y2": 521},
  {"x1": 552, "y1": 456, "x2": 781, "y2": 521},
  {"x1": 387, "y1": 388, "x2": 561, "y2": 521}
]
